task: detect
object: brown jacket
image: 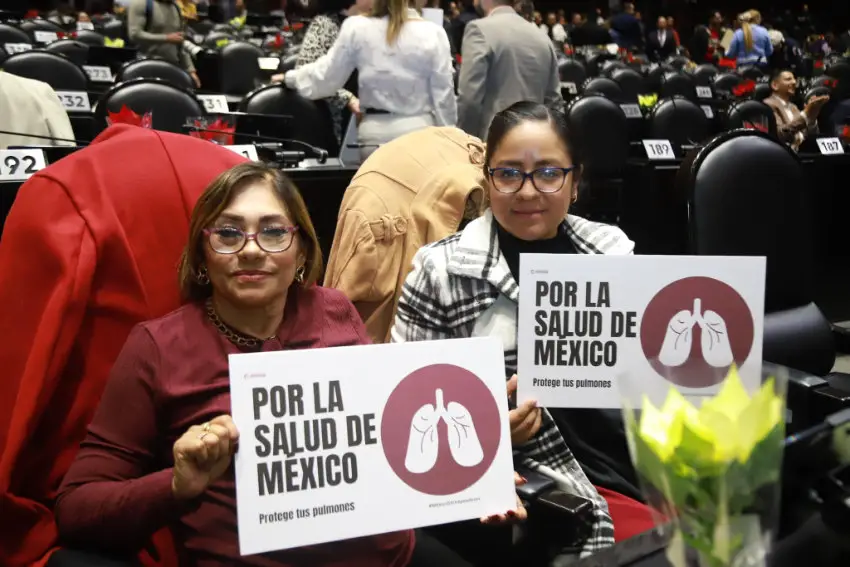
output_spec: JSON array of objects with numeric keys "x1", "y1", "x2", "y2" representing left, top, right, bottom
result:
[
  {"x1": 323, "y1": 127, "x2": 487, "y2": 343},
  {"x1": 763, "y1": 94, "x2": 817, "y2": 150}
]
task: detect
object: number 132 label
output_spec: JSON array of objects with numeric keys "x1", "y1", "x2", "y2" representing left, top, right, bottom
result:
[{"x1": 0, "y1": 150, "x2": 47, "y2": 182}]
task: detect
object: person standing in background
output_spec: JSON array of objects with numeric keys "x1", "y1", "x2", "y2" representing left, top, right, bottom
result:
[
  {"x1": 456, "y1": 0, "x2": 562, "y2": 140},
  {"x1": 128, "y1": 0, "x2": 201, "y2": 87}
]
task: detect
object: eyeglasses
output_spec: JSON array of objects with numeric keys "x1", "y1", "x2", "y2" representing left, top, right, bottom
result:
[
  {"x1": 204, "y1": 225, "x2": 299, "y2": 254},
  {"x1": 488, "y1": 166, "x2": 577, "y2": 194}
]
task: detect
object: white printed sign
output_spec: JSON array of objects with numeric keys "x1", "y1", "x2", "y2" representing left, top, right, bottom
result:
[
  {"x1": 33, "y1": 30, "x2": 58, "y2": 44},
  {"x1": 701, "y1": 105, "x2": 714, "y2": 119},
  {"x1": 55, "y1": 91, "x2": 92, "y2": 112},
  {"x1": 0, "y1": 149, "x2": 47, "y2": 181},
  {"x1": 422, "y1": 7, "x2": 444, "y2": 27},
  {"x1": 4, "y1": 43, "x2": 32, "y2": 54},
  {"x1": 230, "y1": 338, "x2": 515, "y2": 555},
  {"x1": 225, "y1": 145, "x2": 259, "y2": 161},
  {"x1": 643, "y1": 139, "x2": 675, "y2": 159},
  {"x1": 83, "y1": 65, "x2": 114, "y2": 82},
  {"x1": 560, "y1": 81, "x2": 578, "y2": 95},
  {"x1": 198, "y1": 94, "x2": 229, "y2": 113},
  {"x1": 620, "y1": 103, "x2": 642, "y2": 118},
  {"x1": 816, "y1": 137, "x2": 844, "y2": 155},
  {"x1": 696, "y1": 86, "x2": 713, "y2": 99},
  {"x1": 258, "y1": 56, "x2": 280, "y2": 70},
  {"x1": 517, "y1": 255, "x2": 766, "y2": 409}
]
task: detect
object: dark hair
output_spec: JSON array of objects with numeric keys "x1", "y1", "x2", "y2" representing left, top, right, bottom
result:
[
  {"x1": 178, "y1": 162, "x2": 324, "y2": 302},
  {"x1": 484, "y1": 101, "x2": 582, "y2": 180},
  {"x1": 305, "y1": 0, "x2": 351, "y2": 17}
]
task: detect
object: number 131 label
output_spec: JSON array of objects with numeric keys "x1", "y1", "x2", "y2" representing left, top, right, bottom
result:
[
  {"x1": 642, "y1": 139, "x2": 675, "y2": 160},
  {"x1": 0, "y1": 149, "x2": 47, "y2": 182}
]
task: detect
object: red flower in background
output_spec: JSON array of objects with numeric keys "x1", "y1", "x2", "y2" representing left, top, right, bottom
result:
[
  {"x1": 732, "y1": 79, "x2": 756, "y2": 97},
  {"x1": 718, "y1": 57, "x2": 737, "y2": 69},
  {"x1": 840, "y1": 125, "x2": 850, "y2": 141},
  {"x1": 814, "y1": 60, "x2": 824, "y2": 69},
  {"x1": 823, "y1": 78, "x2": 838, "y2": 88},
  {"x1": 188, "y1": 118, "x2": 235, "y2": 145},
  {"x1": 107, "y1": 105, "x2": 153, "y2": 128}
]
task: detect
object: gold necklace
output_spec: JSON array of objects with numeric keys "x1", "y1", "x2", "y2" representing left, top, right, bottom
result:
[{"x1": 205, "y1": 298, "x2": 276, "y2": 348}]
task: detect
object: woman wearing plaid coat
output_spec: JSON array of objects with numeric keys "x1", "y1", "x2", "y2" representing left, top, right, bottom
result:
[{"x1": 391, "y1": 102, "x2": 655, "y2": 563}]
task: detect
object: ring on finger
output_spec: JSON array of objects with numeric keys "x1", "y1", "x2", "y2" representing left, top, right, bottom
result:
[
  {"x1": 202, "y1": 422, "x2": 211, "y2": 432},
  {"x1": 198, "y1": 432, "x2": 210, "y2": 441}
]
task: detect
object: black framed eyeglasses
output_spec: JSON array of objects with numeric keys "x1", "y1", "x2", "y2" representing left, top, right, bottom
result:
[
  {"x1": 488, "y1": 166, "x2": 577, "y2": 194},
  {"x1": 204, "y1": 225, "x2": 299, "y2": 254}
]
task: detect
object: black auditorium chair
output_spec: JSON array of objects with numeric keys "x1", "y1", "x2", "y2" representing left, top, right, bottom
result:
[
  {"x1": 117, "y1": 57, "x2": 194, "y2": 90},
  {"x1": 659, "y1": 71, "x2": 697, "y2": 101},
  {"x1": 610, "y1": 67, "x2": 646, "y2": 102},
  {"x1": 75, "y1": 29, "x2": 107, "y2": 47},
  {"x1": 95, "y1": 77, "x2": 204, "y2": 134},
  {"x1": 713, "y1": 72, "x2": 744, "y2": 96},
  {"x1": 600, "y1": 59, "x2": 628, "y2": 77},
  {"x1": 240, "y1": 83, "x2": 339, "y2": 156},
  {"x1": 279, "y1": 53, "x2": 298, "y2": 73},
  {"x1": 648, "y1": 97, "x2": 711, "y2": 149},
  {"x1": 18, "y1": 18, "x2": 63, "y2": 40},
  {"x1": 826, "y1": 59, "x2": 850, "y2": 101},
  {"x1": 585, "y1": 51, "x2": 616, "y2": 77},
  {"x1": 558, "y1": 58, "x2": 586, "y2": 88},
  {"x1": 738, "y1": 65, "x2": 765, "y2": 81},
  {"x1": 101, "y1": 19, "x2": 125, "y2": 40},
  {"x1": 219, "y1": 41, "x2": 264, "y2": 95},
  {"x1": 204, "y1": 31, "x2": 238, "y2": 49},
  {"x1": 0, "y1": 23, "x2": 31, "y2": 45},
  {"x1": 582, "y1": 76, "x2": 622, "y2": 100},
  {"x1": 691, "y1": 63, "x2": 718, "y2": 86},
  {"x1": 681, "y1": 129, "x2": 850, "y2": 387},
  {"x1": 565, "y1": 94, "x2": 630, "y2": 223},
  {"x1": 725, "y1": 99, "x2": 778, "y2": 137},
  {"x1": 668, "y1": 55, "x2": 691, "y2": 71},
  {"x1": 46, "y1": 39, "x2": 89, "y2": 66},
  {"x1": 645, "y1": 63, "x2": 675, "y2": 92},
  {"x1": 753, "y1": 82, "x2": 772, "y2": 101},
  {"x1": 1, "y1": 50, "x2": 88, "y2": 91}
]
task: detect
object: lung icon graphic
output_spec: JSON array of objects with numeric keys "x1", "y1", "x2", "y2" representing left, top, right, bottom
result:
[
  {"x1": 697, "y1": 300, "x2": 734, "y2": 367},
  {"x1": 404, "y1": 389, "x2": 443, "y2": 474},
  {"x1": 657, "y1": 303, "x2": 697, "y2": 367},
  {"x1": 445, "y1": 399, "x2": 484, "y2": 468},
  {"x1": 403, "y1": 389, "x2": 484, "y2": 474}
]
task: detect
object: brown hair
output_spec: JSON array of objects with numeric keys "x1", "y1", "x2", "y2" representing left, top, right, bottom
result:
[
  {"x1": 177, "y1": 162, "x2": 323, "y2": 302},
  {"x1": 740, "y1": 11, "x2": 755, "y2": 52},
  {"x1": 371, "y1": 0, "x2": 410, "y2": 45}
]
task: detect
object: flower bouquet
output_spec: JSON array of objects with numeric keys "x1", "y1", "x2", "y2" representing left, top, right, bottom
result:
[{"x1": 621, "y1": 365, "x2": 787, "y2": 567}]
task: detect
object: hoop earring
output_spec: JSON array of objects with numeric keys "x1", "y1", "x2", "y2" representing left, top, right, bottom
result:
[
  {"x1": 571, "y1": 192, "x2": 578, "y2": 204},
  {"x1": 196, "y1": 265, "x2": 210, "y2": 285},
  {"x1": 294, "y1": 265, "x2": 305, "y2": 284}
]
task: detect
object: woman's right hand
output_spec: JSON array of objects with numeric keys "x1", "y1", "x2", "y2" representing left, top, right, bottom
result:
[
  {"x1": 172, "y1": 415, "x2": 240, "y2": 500},
  {"x1": 507, "y1": 375, "x2": 542, "y2": 446}
]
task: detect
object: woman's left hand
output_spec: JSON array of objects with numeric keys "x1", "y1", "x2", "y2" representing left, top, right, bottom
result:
[{"x1": 480, "y1": 472, "x2": 528, "y2": 525}]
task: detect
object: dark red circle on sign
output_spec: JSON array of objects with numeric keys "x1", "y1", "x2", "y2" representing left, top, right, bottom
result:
[
  {"x1": 640, "y1": 276, "x2": 754, "y2": 388},
  {"x1": 381, "y1": 364, "x2": 502, "y2": 496}
]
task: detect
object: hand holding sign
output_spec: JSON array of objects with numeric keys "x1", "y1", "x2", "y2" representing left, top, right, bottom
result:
[
  {"x1": 481, "y1": 472, "x2": 528, "y2": 524},
  {"x1": 172, "y1": 415, "x2": 240, "y2": 500},
  {"x1": 507, "y1": 375, "x2": 541, "y2": 445}
]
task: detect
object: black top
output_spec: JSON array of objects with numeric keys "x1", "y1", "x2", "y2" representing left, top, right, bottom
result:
[{"x1": 497, "y1": 220, "x2": 644, "y2": 503}]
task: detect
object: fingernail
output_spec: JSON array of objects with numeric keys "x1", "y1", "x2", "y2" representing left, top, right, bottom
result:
[
  {"x1": 507, "y1": 510, "x2": 516, "y2": 517},
  {"x1": 519, "y1": 476, "x2": 528, "y2": 484}
]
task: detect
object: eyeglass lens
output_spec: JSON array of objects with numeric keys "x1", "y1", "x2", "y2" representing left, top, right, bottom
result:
[{"x1": 492, "y1": 167, "x2": 569, "y2": 193}]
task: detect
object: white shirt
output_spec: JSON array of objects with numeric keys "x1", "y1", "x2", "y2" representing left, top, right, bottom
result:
[{"x1": 285, "y1": 10, "x2": 457, "y2": 126}]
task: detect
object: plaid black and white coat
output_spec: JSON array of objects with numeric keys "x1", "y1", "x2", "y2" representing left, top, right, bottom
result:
[{"x1": 391, "y1": 209, "x2": 635, "y2": 556}]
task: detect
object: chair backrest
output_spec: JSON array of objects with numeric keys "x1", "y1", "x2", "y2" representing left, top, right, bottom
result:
[
  {"x1": 668, "y1": 55, "x2": 691, "y2": 71},
  {"x1": 648, "y1": 97, "x2": 711, "y2": 147},
  {"x1": 118, "y1": 57, "x2": 194, "y2": 90},
  {"x1": 0, "y1": 23, "x2": 30, "y2": 44},
  {"x1": 46, "y1": 39, "x2": 89, "y2": 66},
  {"x1": 558, "y1": 57, "x2": 586, "y2": 85},
  {"x1": 738, "y1": 65, "x2": 765, "y2": 81},
  {"x1": 102, "y1": 19, "x2": 124, "y2": 39},
  {"x1": 684, "y1": 130, "x2": 813, "y2": 312},
  {"x1": 725, "y1": 100, "x2": 777, "y2": 136},
  {"x1": 239, "y1": 83, "x2": 338, "y2": 156},
  {"x1": 279, "y1": 53, "x2": 297, "y2": 73},
  {"x1": 586, "y1": 51, "x2": 616, "y2": 77},
  {"x1": 600, "y1": 59, "x2": 628, "y2": 77},
  {"x1": 753, "y1": 82, "x2": 772, "y2": 101},
  {"x1": 204, "y1": 31, "x2": 238, "y2": 49},
  {"x1": 692, "y1": 63, "x2": 718, "y2": 86},
  {"x1": 566, "y1": 94, "x2": 629, "y2": 177},
  {"x1": 582, "y1": 76, "x2": 622, "y2": 100},
  {"x1": 611, "y1": 67, "x2": 646, "y2": 101},
  {"x1": 713, "y1": 72, "x2": 743, "y2": 95},
  {"x1": 659, "y1": 71, "x2": 697, "y2": 101},
  {"x1": 75, "y1": 29, "x2": 106, "y2": 47},
  {"x1": 1, "y1": 50, "x2": 88, "y2": 91},
  {"x1": 219, "y1": 41, "x2": 264, "y2": 95},
  {"x1": 18, "y1": 19, "x2": 63, "y2": 40},
  {"x1": 96, "y1": 77, "x2": 204, "y2": 134},
  {"x1": 645, "y1": 63, "x2": 675, "y2": 92}
]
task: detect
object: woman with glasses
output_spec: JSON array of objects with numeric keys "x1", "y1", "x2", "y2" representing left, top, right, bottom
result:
[
  {"x1": 55, "y1": 162, "x2": 475, "y2": 566},
  {"x1": 391, "y1": 102, "x2": 655, "y2": 564}
]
